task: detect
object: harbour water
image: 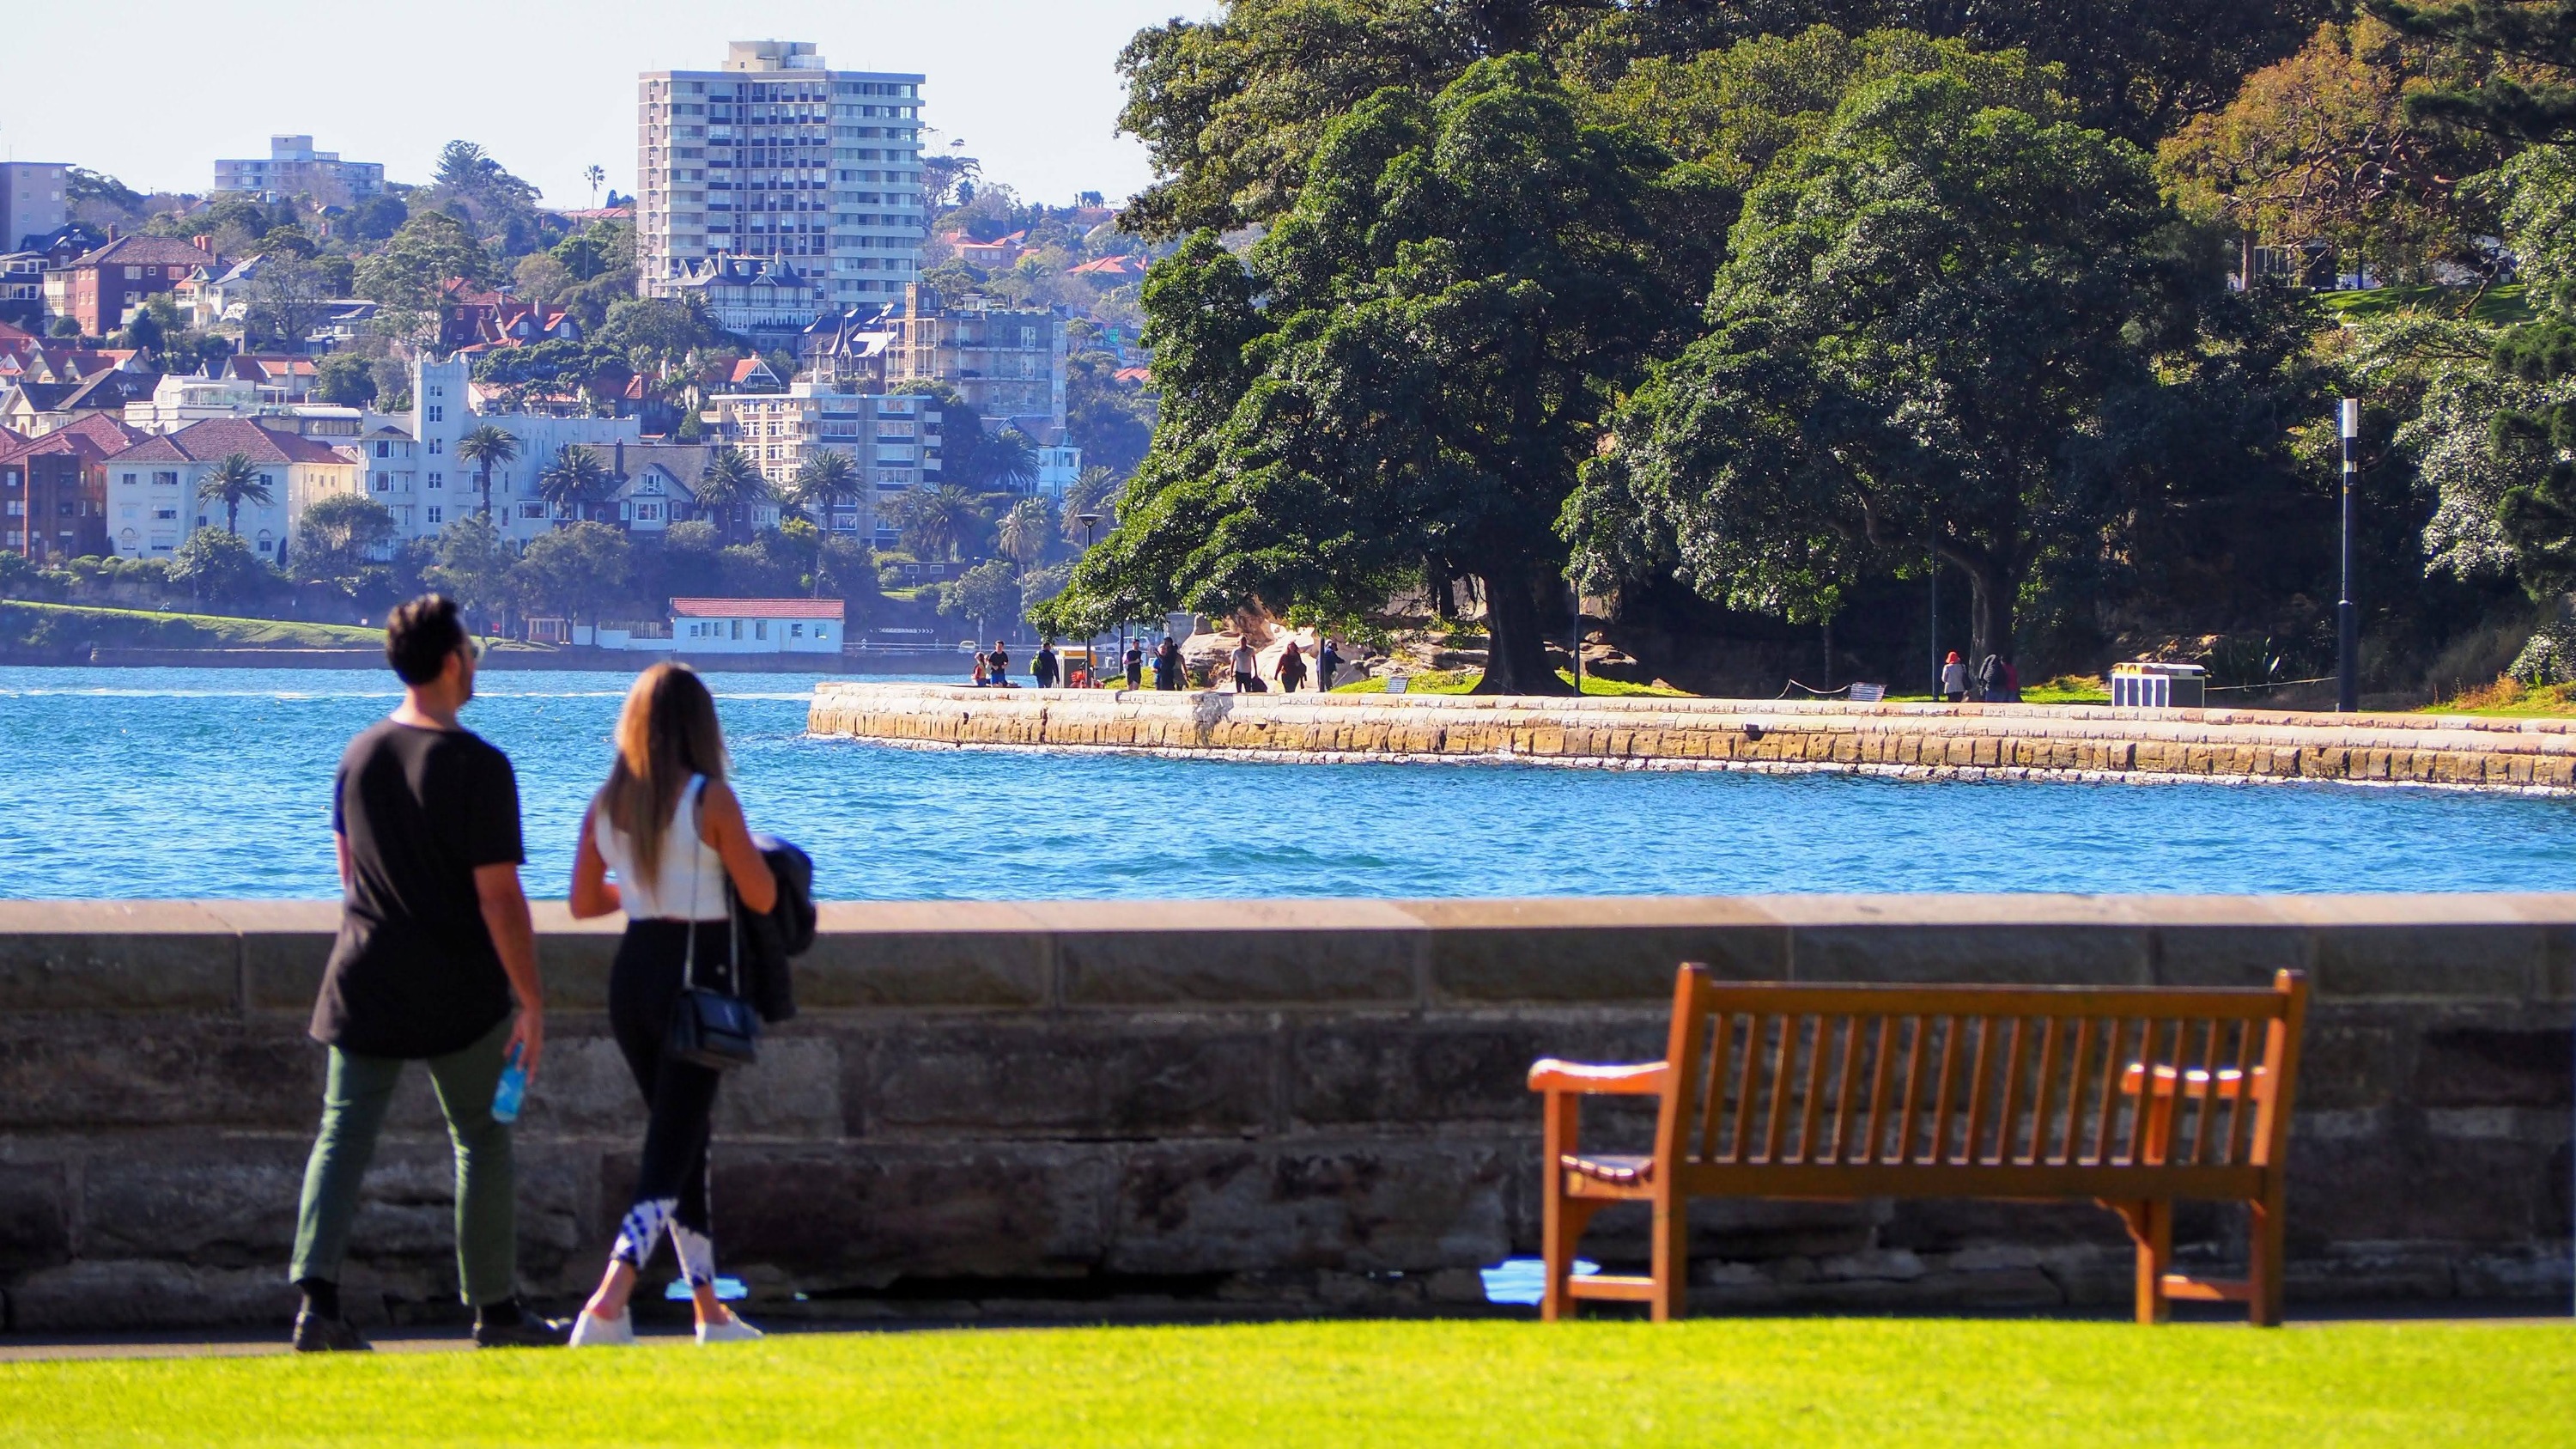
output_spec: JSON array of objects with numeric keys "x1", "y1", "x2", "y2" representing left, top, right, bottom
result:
[{"x1": 1, "y1": 666, "x2": 2569, "y2": 900}]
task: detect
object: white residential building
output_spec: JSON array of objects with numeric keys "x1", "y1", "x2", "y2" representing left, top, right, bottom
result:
[
  {"x1": 214, "y1": 136, "x2": 385, "y2": 203},
  {"x1": 404, "y1": 356, "x2": 642, "y2": 545},
  {"x1": 1036, "y1": 443, "x2": 1083, "y2": 496},
  {"x1": 0, "y1": 163, "x2": 70, "y2": 253},
  {"x1": 100, "y1": 416, "x2": 361, "y2": 562},
  {"x1": 636, "y1": 40, "x2": 927, "y2": 322},
  {"x1": 709, "y1": 380, "x2": 942, "y2": 541}
]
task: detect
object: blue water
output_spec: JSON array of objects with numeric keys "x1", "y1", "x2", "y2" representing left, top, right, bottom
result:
[{"x1": 0, "y1": 666, "x2": 2570, "y2": 899}]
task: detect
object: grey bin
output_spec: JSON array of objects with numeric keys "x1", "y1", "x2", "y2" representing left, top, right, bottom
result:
[{"x1": 2110, "y1": 661, "x2": 2207, "y2": 709}]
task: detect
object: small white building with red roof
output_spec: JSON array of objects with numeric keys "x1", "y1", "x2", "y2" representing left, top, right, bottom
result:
[{"x1": 665, "y1": 597, "x2": 843, "y2": 654}]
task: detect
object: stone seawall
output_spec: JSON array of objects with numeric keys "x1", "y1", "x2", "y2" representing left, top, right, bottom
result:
[
  {"x1": 809, "y1": 683, "x2": 2576, "y2": 791},
  {"x1": 0, "y1": 895, "x2": 2567, "y2": 1330}
]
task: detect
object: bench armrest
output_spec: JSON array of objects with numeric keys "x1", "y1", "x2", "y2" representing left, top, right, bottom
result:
[{"x1": 1528, "y1": 1059, "x2": 1668, "y2": 1095}]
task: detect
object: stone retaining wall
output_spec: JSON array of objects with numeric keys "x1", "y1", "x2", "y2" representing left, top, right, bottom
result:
[
  {"x1": 810, "y1": 684, "x2": 2576, "y2": 791},
  {"x1": 0, "y1": 895, "x2": 2567, "y2": 1330}
]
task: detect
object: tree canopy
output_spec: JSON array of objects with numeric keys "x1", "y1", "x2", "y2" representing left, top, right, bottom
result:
[
  {"x1": 1055, "y1": 54, "x2": 1726, "y2": 691},
  {"x1": 1575, "y1": 70, "x2": 2201, "y2": 666}
]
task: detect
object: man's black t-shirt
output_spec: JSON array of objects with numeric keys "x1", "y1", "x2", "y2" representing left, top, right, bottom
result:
[{"x1": 311, "y1": 719, "x2": 525, "y2": 1059}]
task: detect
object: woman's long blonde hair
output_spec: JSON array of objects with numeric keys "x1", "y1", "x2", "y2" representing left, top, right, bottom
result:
[{"x1": 598, "y1": 664, "x2": 727, "y2": 883}]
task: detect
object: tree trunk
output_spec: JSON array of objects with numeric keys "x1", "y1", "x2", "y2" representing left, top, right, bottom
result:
[
  {"x1": 1940, "y1": 547, "x2": 2015, "y2": 670},
  {"x1": 1473, "y1": 559, "x2": 1574, "y2": 696}
]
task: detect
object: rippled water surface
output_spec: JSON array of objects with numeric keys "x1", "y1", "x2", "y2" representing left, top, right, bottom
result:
[{"x1": 1, "y1": 666, "x2": 2569, "y2": 899}]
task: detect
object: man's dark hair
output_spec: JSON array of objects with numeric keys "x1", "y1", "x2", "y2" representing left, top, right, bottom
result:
[{"x1": 386, "y1": 594, "x2": 468, "y2": 685}]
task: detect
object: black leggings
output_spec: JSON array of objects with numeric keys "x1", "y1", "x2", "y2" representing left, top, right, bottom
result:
[{"x1": 606, "y1": 919, "x2": 731, "y2": 1285}]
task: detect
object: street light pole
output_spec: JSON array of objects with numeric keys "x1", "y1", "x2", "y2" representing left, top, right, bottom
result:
[
  {"x1": 1078, "y1": 511, "x2": 1099, "y2": 683},
  {"x1": 2337, "y1": 399, "x2": 2360, "y2": 715}
]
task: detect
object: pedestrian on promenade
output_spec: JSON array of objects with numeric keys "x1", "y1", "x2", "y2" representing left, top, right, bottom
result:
[
  {"x1": 1124, "y1": 639, "x2": 1145, "y2": 691},
  {"x1": 1318, "y1": 637, "x2": 1341, "y2": 691},
  {"x1": 1277, "y1": 641, "x2": 1308, "y2": 693},
  {"x1": 289, "y1": 594, "x2": 563, "y2": 1353},
  {"x1": 988, "y1": 639, "x2": 1012, "y2": 688},
  {"x1": 1231, "y1": 638, "x2": 1260, "y2": 692},
  {"x1": 2000, "y1": 654, "x2": 2023, "y2": 703},
  {"x1": 1033, "y1": 640, "x2": 1060, "y2": 689},
  {"x1": 1941, "y1": 650, "x2": 1968, "y2": 703},
  {"x1": 565, "y1": 664, "x2": 779, "y2": 1349},
  {"x1": 972, "y1": 652, "x2": 989, "y2": 686},
  {"x1": 1155, "y1": 635, "x2": 1182, "y2": 691}
]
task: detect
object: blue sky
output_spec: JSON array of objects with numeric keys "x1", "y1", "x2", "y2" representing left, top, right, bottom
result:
[{"x1": 0, "y1": 0, "x2": 1206, "y2": 208}]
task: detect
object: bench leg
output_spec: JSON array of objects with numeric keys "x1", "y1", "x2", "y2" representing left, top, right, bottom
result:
[
  {"x1": 2123, "y1": 1199, "x2": 2172, "y2": 1325},
  {"x1": 2248, "y1": 1187, "x2": 2286, "y2": 1328},
  {"x1": 1541, "y1": 1197, "x2": 1603, "y2": 1323},
  {"x1": 1649, "y1": 1194, "x2": 1687, "y2": 1324}
]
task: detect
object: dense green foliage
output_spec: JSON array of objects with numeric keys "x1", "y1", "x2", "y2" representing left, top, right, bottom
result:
[
  {"x1": 1056, "y1": 57, "x2": 1723, "y2": 691},
  {"x1": 1578, "y1": 71, "x2": 2201, "y2": 663}
]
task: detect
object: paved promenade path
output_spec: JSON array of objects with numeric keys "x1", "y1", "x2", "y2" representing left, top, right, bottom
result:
[{"x1": 811, "y1": 683, "x2": 2576, "y2": 792}]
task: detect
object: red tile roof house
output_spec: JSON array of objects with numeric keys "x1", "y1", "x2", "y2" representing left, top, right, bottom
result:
[
  {"x1": 665, "y1": 598, "x2": 843, "y2": 654},
  {"x1": 47, "y1": 234, "x2": 222, "y2": 338},
  {"x1": 0, "y1": 413, "x2": 148, "y2": 560},
  {"x1": 100, "y1": 417, "x2": 361, "y2": 563}
]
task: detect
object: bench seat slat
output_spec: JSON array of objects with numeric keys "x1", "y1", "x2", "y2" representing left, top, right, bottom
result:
[
  {"x1": 1695, "y1": 985, "x2": 2288, "y2": 1020},
  {"x1": 1670, "y1": 1160, "x2": 2269, "y2": 1201}
]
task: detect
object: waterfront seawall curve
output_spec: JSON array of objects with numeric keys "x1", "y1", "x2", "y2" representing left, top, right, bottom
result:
[
  {"x1": 0, "y1": 894, "x2": 2568, "y2": 1330},
  {"x1": 808, "y1": 682, "x2": 2576, "y2": 791}
]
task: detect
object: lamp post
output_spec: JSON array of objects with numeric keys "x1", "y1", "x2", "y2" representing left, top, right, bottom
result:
[
  {"x1": 2337, "y1": 399, "x2": 2360, "y2": 715},
  {"x1": 1078, "y1": 511, "x2": 1099, "y2": 679}
]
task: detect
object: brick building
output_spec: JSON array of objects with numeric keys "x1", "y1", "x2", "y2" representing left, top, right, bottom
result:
[
  {"x1": 0, "y1": 412, "x2": 148, "y2": 559},
  {"x1": 45, "y1": 234, "x2": 222, "y2": 338}
]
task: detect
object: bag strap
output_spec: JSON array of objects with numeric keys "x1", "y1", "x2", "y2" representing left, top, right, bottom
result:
[{"x1": 683, "y1": 775, "x2": 708, "y2": 992}]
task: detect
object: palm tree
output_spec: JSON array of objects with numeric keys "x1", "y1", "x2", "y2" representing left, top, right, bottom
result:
[
  {"x1": 584, "y1": 164, "x2": 607, "y2": 208},
  {"x1": 691, "y1": 445, "x2": 773, "y2": 545},
  {"x1": 455, "y1": 425, "x2": 519, "y2": 521},
  {"x1": 534, "y1": 444, "x2": 613, "y2": 527},
  {"x1": 996, "y1": 495, "x2": 1054, "y2": 567},
  {"x1": 893, "y1": 484, "x2": 984, "y2": 563},
  {"x1": 982, "y1": 428, "x2": 1040, "y2": 494},
  {"x1": 196, "y1": 453, "x2": 271, "y2": 537},
  {"x1": 789, "y1": 450, "x2": 866, "y2": 594}
]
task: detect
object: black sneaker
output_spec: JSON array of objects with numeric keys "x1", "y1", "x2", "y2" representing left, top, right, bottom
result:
[
  {"x1": 473, "y1": 1315, "x2": 574, "y2": 1349},
  {"x1": 292, "y1": 1310, "x2": 372, "y2": 1353}
]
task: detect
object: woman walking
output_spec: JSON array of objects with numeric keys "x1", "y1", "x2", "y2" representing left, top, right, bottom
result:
[
  {"x1": 565, "y1": 664, "x2": 777, "y2": 1348},
  {"x1": 1277, "y1": 641, "x2": 1308, "y2": 693}
]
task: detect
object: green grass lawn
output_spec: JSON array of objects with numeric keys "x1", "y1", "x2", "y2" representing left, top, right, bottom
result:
[
  {"x1": 2320, "y1": 281, "x2": 2534, "y2": 326},
  {"x1": 0, "y1": 600, "x2": 382, "y2": 649},
  {"x1": 2421, "y1": 678, "x2": 2576, "y2": 717},
  {"x1": 0, "y1": 1318, "x2": 2564, "y2": 1448},
  {"x1": 1332, "y1": 669, "x2": 1692, "y2": 697}
]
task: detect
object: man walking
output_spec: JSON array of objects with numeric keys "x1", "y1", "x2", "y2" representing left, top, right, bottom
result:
[
  {"x1": 1317, "y1": 637, "x2": 1342, "y2": 692},
  {"x1": 289, "y1": 594, "x2": 564, "y2": 1351},
  {"x1": 1124, "y1": 639, "x2": 1145, "y2": 691},
  {"x1": 1231, "y1": 637, "x2": 1261, "y2": 692},
  {"x1": 1033, "y1": 639, "x2": 1060, "y2": 689},
  {"x1": 1154, "y1": 636, "x2": 1182, "y2": 691}
]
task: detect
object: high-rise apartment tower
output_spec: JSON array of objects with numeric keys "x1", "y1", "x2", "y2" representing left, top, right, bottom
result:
[{"x1": 636, "y1": 40, "x2": 926, "y2": 320}]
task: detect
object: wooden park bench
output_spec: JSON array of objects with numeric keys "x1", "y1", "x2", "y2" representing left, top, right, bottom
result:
[{"x1": 1528, "y1": 966, "x2": 2309, "y2": 1326}]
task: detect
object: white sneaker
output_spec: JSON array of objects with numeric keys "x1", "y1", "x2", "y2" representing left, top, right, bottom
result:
[
  {"x1": 696, "y1": 1313, "x2": 763, "y2": 1345},
  {"x1": 568, "y1": 1309, "x2": 635, "y2": 1348}
]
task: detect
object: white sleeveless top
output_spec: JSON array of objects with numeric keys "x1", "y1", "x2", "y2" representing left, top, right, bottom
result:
[{"x1": 594, "y1": 775, "x2": 730, "y2": 922}]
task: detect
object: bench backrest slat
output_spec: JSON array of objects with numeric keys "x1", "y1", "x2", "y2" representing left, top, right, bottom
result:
[{"x1": 1654, "y1": 973, "x2": 2308, "y2": 1178}]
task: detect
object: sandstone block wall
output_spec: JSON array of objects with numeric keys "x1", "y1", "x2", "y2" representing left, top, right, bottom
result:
[
  {"x1": 0, "y1": 895, "x2": 2568, "y2": 1330},
  {"x1": 811, "y1": 684, "x2": 2576, "y2": 791}
]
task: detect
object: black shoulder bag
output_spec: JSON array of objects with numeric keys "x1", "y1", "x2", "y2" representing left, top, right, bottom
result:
[{"x1": 666, "y1": 778, "x2": 761, "y2": 1072}]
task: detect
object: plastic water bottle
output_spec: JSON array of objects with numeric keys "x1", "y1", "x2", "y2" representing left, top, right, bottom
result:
[{"x1": 491, "y1": 1044, "x2": 527, "y2": 1124}]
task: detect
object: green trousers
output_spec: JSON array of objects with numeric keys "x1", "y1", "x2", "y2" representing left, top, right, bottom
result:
[{"x1": 289, "y1": 1014, "x2": 517, "y2": 1306}]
